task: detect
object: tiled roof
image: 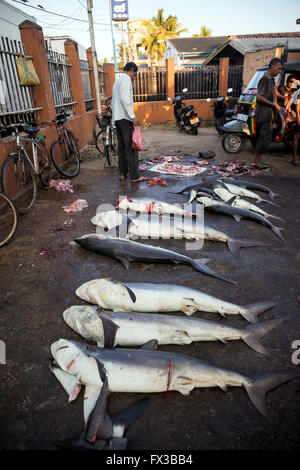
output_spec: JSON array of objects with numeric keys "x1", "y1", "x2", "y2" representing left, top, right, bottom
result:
[
  {"x1": 168, "y1": 36, "x2": 228, "y2": 54},
  {"x1": 230, "y1": 32, "x2": 300, "y2": 39}
]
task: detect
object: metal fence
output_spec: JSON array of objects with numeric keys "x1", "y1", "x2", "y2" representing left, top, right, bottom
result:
[
  {"x1": 133, "y1": 68, "x2": 167, "y2": 102},
  {"x1": 0, "y1": 36, "x2": 42, "y2": 126},
  {"x1": 228, "y1": 65, "x2": 243, "y2": 97},
  {"x1": 175, "y1": 66, "x2": 220, "y2": 99},
  {"x1": 45, "y1": 43, "x2": 75, "y2": 116},
  {"x1": 80, "y1": 59, "x2": 94, "y2": 111},
  {"x1": 98, "y1": 65, "x2": 106, "y2": 102}
]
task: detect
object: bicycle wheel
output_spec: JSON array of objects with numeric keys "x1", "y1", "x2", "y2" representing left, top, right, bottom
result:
[
  {"x1": 0, "y1": 191, "x2": 18, "y2": 247},
  {"x1": 95, "y1": 128, "x2": 105, "y2": 155},
  {"x1": 37, "y1": 142, "x2": 52, "y2": 186},
  {"x1": 104, "y1": 146, "x2": 111, "y2": 167},
  {"x1": 50, "y1": 138, "x2": 80, "y2": 178},
  {"x1": 1, "y1": 154, "x2": 37, "y2": 214},
  {"x1": 66, "y1": 129, "x2": 82, "y2": 162},
  {"x1": 107, "y1": 127, "x2": 119, "y2": 167}
]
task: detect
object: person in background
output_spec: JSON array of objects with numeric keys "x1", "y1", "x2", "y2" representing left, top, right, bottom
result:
[
  {"x1": 291, "y1": 81, "x2": 300, "y2": 166},
  {"x1": 111, "y1": 62, "x2": 146, "y2": 182},
  {"x1": 279, "y1": 74, "x2": 297, "y2": 98},
  {"x1": 254, "y1": 58, "x2": 284, "y2": 167}
]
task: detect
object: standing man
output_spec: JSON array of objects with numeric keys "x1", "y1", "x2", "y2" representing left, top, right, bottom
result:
[
  {"x1": 112, "y1": 62, "x2": 145, "y2": 182},
  {"x1": 255, "y1": 58, "x2": 283, "y2": 166}
]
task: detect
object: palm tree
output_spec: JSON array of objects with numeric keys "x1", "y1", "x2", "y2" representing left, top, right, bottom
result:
[
  {"x1": 141, "y1": 9, "x2": 188, "y2": 66},
  {"x1": 192, "y1": 26, "x2": 212, "y2": 37}
]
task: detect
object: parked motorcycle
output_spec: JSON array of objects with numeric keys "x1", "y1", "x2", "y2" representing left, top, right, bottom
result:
[
  {"x1": 212, "y1": 88, "x2": 236, "y2": 135},
  {"x1": 221, "y1": 60, "x2": 300, "y2": 153},
  {"x1": 168, "y1": 88, "x2": 202, "y2": 135}
]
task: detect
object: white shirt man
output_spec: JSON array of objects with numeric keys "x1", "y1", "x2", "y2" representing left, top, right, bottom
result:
[
  {"x1": 111, "y1": 73, "x2": 135, "y2": 124},
  {"x1": 111, "y1": 63, "x2": 145, "y2": 182}
]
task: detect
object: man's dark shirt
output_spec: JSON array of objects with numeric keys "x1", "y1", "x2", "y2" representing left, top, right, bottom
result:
[{"x1": 256, "y1": 73, "x2": 275, "y2": 123}]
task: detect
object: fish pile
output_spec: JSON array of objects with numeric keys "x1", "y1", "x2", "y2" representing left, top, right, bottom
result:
[
  {"x1": 154, "y1": 162, "x2": 204, "y2": 176},
  {"x1": 49, "y1": 179, "x2": 74, "y2": 193},
  {"x1": 62, "y1": 199, "x2": 88, "y2": 214},
  {"x1": 146, "y1": 177, "x2": 168, "y2": 187},
  {"x1": 50, "y1": 165, "x2": 299, "y2": 451}
]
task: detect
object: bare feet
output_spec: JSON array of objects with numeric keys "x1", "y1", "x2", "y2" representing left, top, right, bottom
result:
[
  {"x1": 131, "y1": 176, "x2": 148, "y2": 182},
  {"x1": 120, "y1": 175, "x2": 127, "y2": 180},
  {"x1": 291, "y1": 160, "x2": 300, "y2": 166}
]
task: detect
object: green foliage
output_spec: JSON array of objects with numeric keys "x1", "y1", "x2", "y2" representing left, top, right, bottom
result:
[
  {"x1": 192, "y1": 26, "x2": 212, "y2": 37},
  {"x1": 141, "y1": 8, "x2": 188, "y2": 65}
]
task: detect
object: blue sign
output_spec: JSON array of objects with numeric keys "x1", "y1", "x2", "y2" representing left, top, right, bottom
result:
[{"x1": 111, "y1": 0, "x2": 129, "y2": 21}]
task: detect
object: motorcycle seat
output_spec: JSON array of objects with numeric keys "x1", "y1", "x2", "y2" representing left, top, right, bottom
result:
[{"x1": 181, "y1": 105, "x2": 194, "y2": 114}]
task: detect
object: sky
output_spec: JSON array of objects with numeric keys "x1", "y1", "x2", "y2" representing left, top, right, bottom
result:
[{"x1": 4, "y1": 0, "x2": 300, "y2": 61}]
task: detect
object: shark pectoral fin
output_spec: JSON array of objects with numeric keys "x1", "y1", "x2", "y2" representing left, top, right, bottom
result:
[
  {"x1": 217, "y1": 383, "x2": 229, "y2": 392},
  {"x1": 50, "y1": 365, "x2": 81, "y2": 402},
  {"x1": 116, "y1": 256, "x2": 131, "y2": 269},
  {"x1": 83, "y1": 384, "x2": 102, "y2": 427},
  {"x1": 172, "y1": 330, "x2": 191, "y2": 344},
  {"x1": 233, "y1": 214, "x2": 242, "y2": 222},
  {"x1": 123, "y1": 284, "x2": 136, "y2": 303},
  {"x1": 139, "y1": 340, "x2": 158, "y2": 350},
  {"x1": 217, "y1": 309, "x2": 227, "y2": 318},
  {"x1": 217, "y1": 336, "x2": 228, "y2": 344},
  {"x1": 182, "y1": 298, "x2": 197, "y2": 316},
  {"x1": 112, "y1": 397, "x2": 150, "y2": 432},
  {"x1": 196, "y1": 258, "x2": 211, "y2": 266},
  {"x1": 85, "y1": 378, "x2": 110, "y2": 443},
  {"x1": 176, "y1": 376, "x2": 194, "y2": 395},
  {"x1": 100, "y1": 316, "x2": 119, "y2": 348},
  {"x1": 227, "y1": 195, "x2": 237, "y2": 205}
]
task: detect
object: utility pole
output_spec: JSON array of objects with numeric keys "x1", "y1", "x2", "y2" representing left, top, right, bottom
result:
[
  {"x1": 86, "y1": 0, "x2": 101, "y2": 117},
  {"x1": 109, "y1": 0, "x2": 118, "y2": 72},
  {"x1": 121, "y1": 22, "x2": 127, "y2": 64}
]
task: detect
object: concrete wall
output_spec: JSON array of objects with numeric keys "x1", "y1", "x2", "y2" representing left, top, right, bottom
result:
[
  {"x1": 242, "y1": 46, "x2": 284, "y2": 88},
  {"x1": 134, "y1": 98, "x2": 214, "y2": 124},
  {"x1": 287, "y1": 51, "x2": 300, "y2": 62}
]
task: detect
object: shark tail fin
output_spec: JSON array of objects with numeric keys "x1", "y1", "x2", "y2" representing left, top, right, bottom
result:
[
  {"x1": 245, "y1": 369, "x2": 300, "y2": 417},
  {"x1": 270, "y1": 224, "x2": 285, "y2": 241},
  {"x1": 190, "y1": 258, "x2": 236, "y2": 284},
  {"x1": 240, "y1": 316, "x2": 291, "y2": 354},
  {"x1": 240, "y1": 301, "x2": 276, "y2": 324},
  {"x1": 227, "y1": 238, "x2": 279, "y2": 257},
  {"x1": 258, "y1": 197, "x2": 279, "y2": 207}
]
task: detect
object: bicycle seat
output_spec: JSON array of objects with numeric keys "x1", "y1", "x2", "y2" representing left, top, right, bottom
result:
[
  {"x1": 57, "y1": 117, "x2": 68, "y2": 124},
  {"x1": 24, "y1": 126, "x2": 40, "y2": 135}
]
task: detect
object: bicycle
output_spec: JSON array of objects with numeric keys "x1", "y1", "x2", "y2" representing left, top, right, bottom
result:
[
  {"x1": 95, "y1": 97, "x2": 118, "y2": 167},
  {"x1": 1, "y1": 122, "x2": 52, "y2": 214},
  {"x1": 45, "y1": 111, "x2": 81, "y2": 178},
  {"x1": 0, "y1": 191, "x2": 18, "y2": 247}
]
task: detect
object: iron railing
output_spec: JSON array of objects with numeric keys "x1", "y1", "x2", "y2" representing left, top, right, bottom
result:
[
  {"x1": 45, "y1": 43, "x2": 75, "y2": 116},
  {"x1": 98, "y1": 65, "x2": 106, "y2": 102},
  {"x1": 175, "y1": 66, "x2": 220, "y2": 99},
  {"x1": 80, "y1": 59, "x2": 94, "y2": 111},
  {"x1": 0, "y1": 36, "x2": 42, "y2": 126},
  {"x1": 228, "y1": 65, "x2": 243, "y2": 97},
  {"x1": 133, "y1": 68, "x2": 167, "y2": 102}
]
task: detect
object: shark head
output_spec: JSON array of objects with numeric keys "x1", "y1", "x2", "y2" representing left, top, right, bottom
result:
[
  {"x1": 63, "y1": 306, "x2": 103, "y2": 343},
  {"x1": 51, "y1": 339, "x2": 89, "y2": 376}
]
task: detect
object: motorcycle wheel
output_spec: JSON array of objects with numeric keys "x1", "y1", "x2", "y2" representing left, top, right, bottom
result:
[
  {"x1": 191, "y1": 127, "x2": 198, "y2": 136},
  {"x1": 222, "y1": 133, "x2": 245, "y2": 154},
  {"x1": 215, "y1": 118, "x2": 224, "y2": 135}
]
